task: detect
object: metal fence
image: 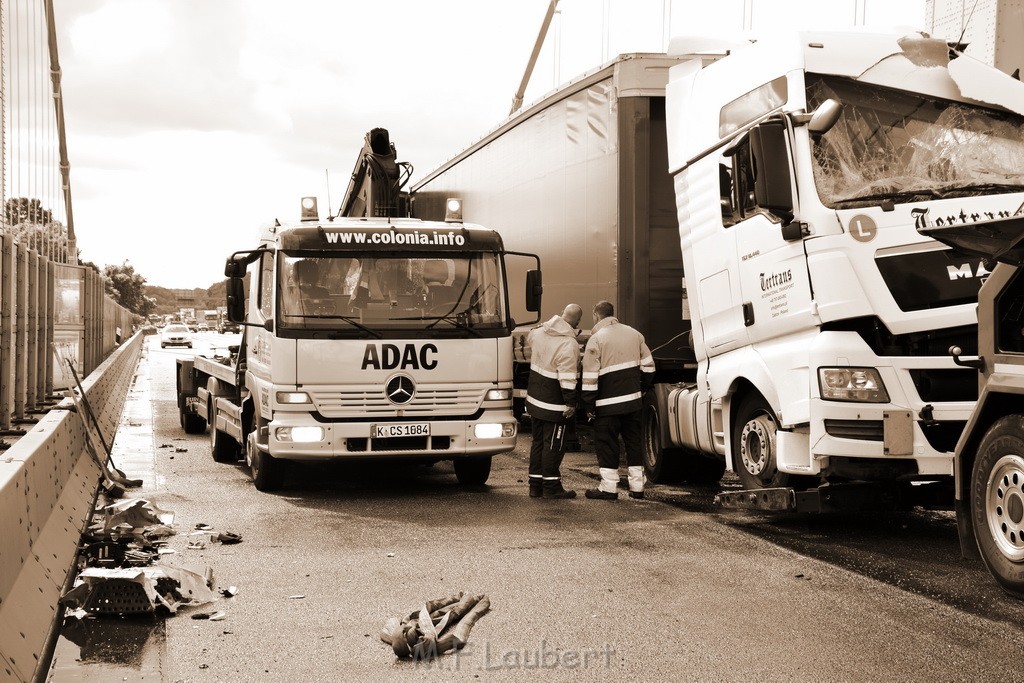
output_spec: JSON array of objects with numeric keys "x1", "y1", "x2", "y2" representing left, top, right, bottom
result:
[{"x1": 0, "y1": 231, "x2": 132, "y2": 433}]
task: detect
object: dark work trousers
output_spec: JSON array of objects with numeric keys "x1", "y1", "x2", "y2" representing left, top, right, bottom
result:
[
  {"x1": 593, "y1": 411, "x2": 643, "y2": 469},
  {"x1": 530, "y1": 417, "x2": 568, "y2": 487}
]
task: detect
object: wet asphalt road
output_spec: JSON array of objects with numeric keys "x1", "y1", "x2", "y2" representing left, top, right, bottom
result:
[{"x1": 46, "y1": 335, "x2": 1024, "y2": 682}]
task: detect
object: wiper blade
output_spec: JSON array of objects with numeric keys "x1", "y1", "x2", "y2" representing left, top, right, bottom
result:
[
  {"x1": 391, "y1": 311, "x2": 484, "y2": 336},
  {"x1": 834, "y1": 189, "x2": 940, "y2": 207},
  {"x1": 933, "y1": 182, "x2": 1024, "y2": 198},
  {"x1": 427, "y1": 315, "x2": 482, "y2": 336},
  {"x1": 302, "y1": 314, "x2": 381, "y2": 338}
]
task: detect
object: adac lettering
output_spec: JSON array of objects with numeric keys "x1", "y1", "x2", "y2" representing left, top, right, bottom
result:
[{"x1": 361, "y1": 343, "x2": 438, "y2": 370}]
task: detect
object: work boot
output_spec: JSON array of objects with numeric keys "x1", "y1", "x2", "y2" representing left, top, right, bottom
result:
[
  {"x1": 529, "y1": 479, "x2": 543, "y2": 498},
  {"x1": 628, "y1": 490, "x2": 645, "y2": 500},
  {"x1": 585, "y1": 488, "x2": 618, "y2": 500},
  {"x1": 542, "y1": 482, "x2": 576, "y2": 499}
]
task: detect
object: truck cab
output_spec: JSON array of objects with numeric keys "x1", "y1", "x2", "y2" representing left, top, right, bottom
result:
[
  {"x1": 206, "y1": 213, "x2": 540, "y2": 491},
  {"x1": 665, "y1": 30, "x2": 1024, "y2": 499}
]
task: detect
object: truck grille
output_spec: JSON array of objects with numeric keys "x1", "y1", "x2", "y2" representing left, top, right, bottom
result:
[
  {"x1": 909, "y1": 369, "x2": 977, "y2": 403},
  {"x1": 310, "y1": 384, "x2": 489, "y2": 418},
  {"x1": 824, "y1": 420, "x2": 884, "y2": 441},
  {"x1": 347, "y1": 436, "x2": 451, "y2": 452}
]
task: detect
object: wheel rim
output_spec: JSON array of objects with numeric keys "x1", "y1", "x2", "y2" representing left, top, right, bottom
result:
[
  {"x1": 739, "y1": 414, "x2": 776, "y2": 478},
  {"x1": 245, "y1": 432, "x2": 255, "y2": 469},
  {"x1": 985, "y1": 454, "x2": 1024, "y2": 562}
]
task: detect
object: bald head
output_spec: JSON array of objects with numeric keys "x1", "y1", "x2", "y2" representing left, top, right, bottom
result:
[{"x1": 562, "y1": 304, "x2": 583, "y2": 329}]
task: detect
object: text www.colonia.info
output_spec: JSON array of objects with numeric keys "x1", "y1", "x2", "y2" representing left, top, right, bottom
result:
[{"x1": 325, "y1": 230, "x2": 467, "y2": 246}]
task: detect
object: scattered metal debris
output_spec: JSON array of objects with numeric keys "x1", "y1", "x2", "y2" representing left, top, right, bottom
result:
[
  {"x1": 380, "y1": 592, "x2": 490, "y2": 660},
  {"x1": 60, "y1": 565, "x2": 217, "y2": 616}
]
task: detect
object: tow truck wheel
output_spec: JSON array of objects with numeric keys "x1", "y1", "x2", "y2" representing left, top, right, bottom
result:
[
  {"x1": 642, "y1": 400, "x2": 684, "y2": 484},
  {"x1": 971, "y1": 414, "x2": 1024, "y2": 598},
  {"x1": 454, "y1": 456, "x2": 491, "y2": 486},
  {"x1": 208, "y1": 379, "x2": 240, "y2": 463},
  {"x1": 211, "y1": 423, "x2": 240, "y2": 463},
  {"x1": 246, "y1": 424, "x2": 285, "y2": 492},
  {"x1": 180, "y1": 406, "x2": 206, "y2": 434},
  {"x1": 732, "y1": 393, "x2": 789, "y2": 490}
]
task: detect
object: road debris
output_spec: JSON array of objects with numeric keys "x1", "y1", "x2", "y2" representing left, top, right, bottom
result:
[
  {"x1": 60, "y1": 565, "x2": 218, "y2": 616},
  {"x1": 380, "y1": 592, "x2": 490, "y2": 660}
]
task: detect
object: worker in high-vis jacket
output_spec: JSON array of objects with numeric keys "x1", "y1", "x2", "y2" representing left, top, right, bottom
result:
[
  {"x1": 525, "y1": 303, "x2": 583, "y2": 499},
  {"x1": 581, "y1": 301, "x2": 655, "y2": 500}
]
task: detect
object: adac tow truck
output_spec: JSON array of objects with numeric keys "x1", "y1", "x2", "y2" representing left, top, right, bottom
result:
[{"x1": 174, "y1": 129, "x2": 542, "y2": 491}]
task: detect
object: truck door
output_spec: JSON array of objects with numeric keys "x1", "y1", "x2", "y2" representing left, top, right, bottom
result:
[{"x1": 729, "y1": 120, "x2": 817, "y2": 346}]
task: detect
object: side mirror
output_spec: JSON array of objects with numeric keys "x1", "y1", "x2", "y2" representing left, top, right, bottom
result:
[
  {"x1": 225, "y1": 257, "x2": 247, "y2": 278},
  {"x1": 749, "y1": 121, "x2": 794, "y2": 223},
  {"x1": 226, "y1": 277, "x2": 246, "y2": 322},
  {"x1": 525, "y1": 269, "x2": 542, "y2": 313},
  {"x1": 807, "y1": 99, "x2": 842, "y2": 138}
]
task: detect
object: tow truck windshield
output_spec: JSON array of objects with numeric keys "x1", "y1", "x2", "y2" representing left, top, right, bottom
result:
[
  {"x1": 807, "y1": 74, "x2": 1024, "y2": 209},
  {"x1": 276, "y1": 252, "x2": 507, "y2": 336}
]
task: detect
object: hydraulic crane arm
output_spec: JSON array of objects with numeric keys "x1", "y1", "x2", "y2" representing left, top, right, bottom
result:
[{"x1": 337, "y1": 127, "x2": 413, "y2": 218}]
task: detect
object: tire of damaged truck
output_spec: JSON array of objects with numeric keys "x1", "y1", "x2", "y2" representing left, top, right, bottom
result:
[
  {"x1": 970, "y1": 414, "x2": 1024, "y2": 599},
  {"x1": 453, "y1": 456, "x2": 492, "y2": 486},
  {"x1": 246, "y1": 424, "x2": 286, "y2": 492},
  {"x1": 642, "y1": 400, "x2": 685, "y2": 484},
  {"x1": 731, "y1": 393, "x2": 791, "y2": 490}
]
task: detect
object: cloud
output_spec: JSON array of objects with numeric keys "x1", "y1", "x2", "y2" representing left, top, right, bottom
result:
[{"x1": 53, "y1": 0, "x2": 927, "y2": 289}]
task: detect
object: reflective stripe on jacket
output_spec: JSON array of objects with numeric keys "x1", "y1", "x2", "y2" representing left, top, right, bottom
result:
[
  {"x1": 525, "y1": 315, "x2": 580, "y2": 422},
  {"x1": 581, "y1": 317, "x2": 654, "y2": 416}
]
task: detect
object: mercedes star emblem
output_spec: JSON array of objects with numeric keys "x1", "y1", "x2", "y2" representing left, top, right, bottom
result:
[{"x1": 385, "y1": 374, "x2": 416, "y2": 405}]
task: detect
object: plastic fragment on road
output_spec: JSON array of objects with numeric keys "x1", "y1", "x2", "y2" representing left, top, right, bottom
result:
[
  {"x1": 217, "y1": 531, "x2": 243, "y2": 544},
  {"x1": 89, "y1": 498, "x2": 175, "y2": 538},
  {"x1": 380, "y1": 592, "x2": 490, "y2": 660},
  {"x1": 59, "y1": 565, "x2": 218, "y2": 616},
  {"x1": 288, "y1": 594, "x2": 305, "y2": 599}
]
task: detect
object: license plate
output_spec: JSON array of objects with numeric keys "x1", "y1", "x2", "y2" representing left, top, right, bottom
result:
[{"x1": 373, "y1": 423, "x2": 430, "y2": 438}]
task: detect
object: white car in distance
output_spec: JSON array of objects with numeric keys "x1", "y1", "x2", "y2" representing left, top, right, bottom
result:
[{"x1": 160, "y1": 324, "x2": 193, "y2": 349}]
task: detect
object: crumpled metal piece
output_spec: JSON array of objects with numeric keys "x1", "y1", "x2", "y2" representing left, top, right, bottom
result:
[
  {"x1": 380, "y1": 592, "x2": 490, "y2": 660},
  {"x1": 86, "y1": 498, "x2": 175, "y2": 544},
  {"x1": 60, "y1": 565, "x2": 217, "y2": 616}
]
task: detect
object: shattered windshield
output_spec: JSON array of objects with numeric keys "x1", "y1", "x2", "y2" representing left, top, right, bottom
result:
[
  {"x1": 807, "y1": 74, "x2": 1024, "y2": 209},
  {"x1": 276, "y1": 252, "x2": 506, "y2": 334}
]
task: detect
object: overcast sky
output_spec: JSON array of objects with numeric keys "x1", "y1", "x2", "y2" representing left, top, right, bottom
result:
[{"x1": 51, "y1": 0, "x2": 927, "y2": 289}]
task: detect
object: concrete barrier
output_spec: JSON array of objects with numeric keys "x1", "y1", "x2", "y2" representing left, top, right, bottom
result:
[{"x1": 0, "y1": 331, "x2": 144, "y2": 683}]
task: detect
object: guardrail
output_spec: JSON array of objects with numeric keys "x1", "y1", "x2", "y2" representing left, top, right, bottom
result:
[
  {"x1": 0, "y1": 232, "x2": 134, "y2": 435},
  {"x1": 0, "y1": 330, "x2": 143, "y2": 683}
]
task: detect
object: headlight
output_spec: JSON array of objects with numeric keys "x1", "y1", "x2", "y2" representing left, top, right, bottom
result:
[
  {"x1": 474, "y1": 423, "x2": 517, "y2": 438},
  {"x1": 276, "y1": 391, "x2": 311, "y2": 404},
  {"x1": 276, "y1": 426, "x2": 324, "y2": 442},
  {"x1": 818, "y1": 367, "x2": 889, "y2": 403},
  {"x1": 485, "y1": 389, "x2": 512, "y2": 401}
]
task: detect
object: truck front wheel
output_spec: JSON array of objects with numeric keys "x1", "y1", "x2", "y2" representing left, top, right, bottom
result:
[
  {"x1": 971, "y1": 414, "x2": 1024, "y2": 598},
  {"x1": 454, "y1": 456, "x2": 491, "y2": 486},
  {"x1": 246, "y1": 423, "x2": 285, "y2": 492},
  {"x1": 732, "y1": 393, "x2": 789, "y2": 490}
]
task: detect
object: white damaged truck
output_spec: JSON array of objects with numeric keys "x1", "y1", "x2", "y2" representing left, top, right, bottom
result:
[{"x1": 664, "y1": 30, "x2": 1024, "y2": 509}]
